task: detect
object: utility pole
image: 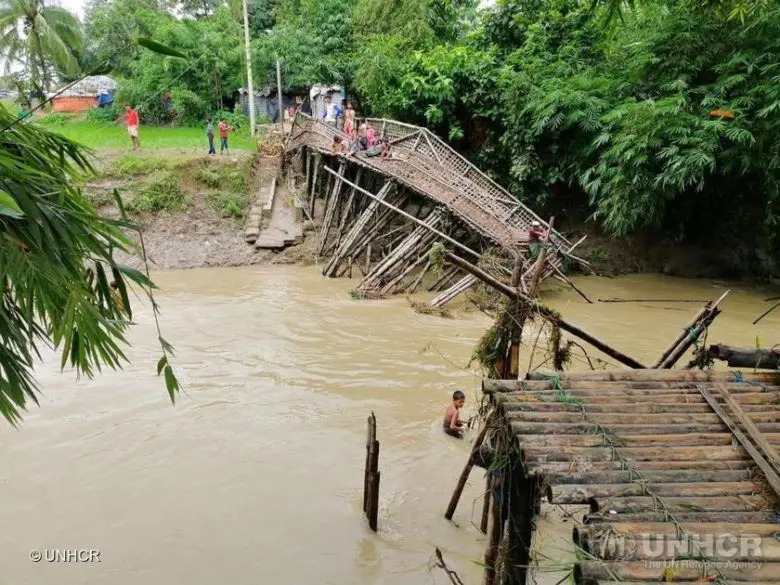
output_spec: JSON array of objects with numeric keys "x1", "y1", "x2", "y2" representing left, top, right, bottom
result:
[
  {"x1": 276, "y1": 57, "x2": 284, "y2": 132},
  {"x1": 241, "y1": 0, "x2": 256, "y2": 137}
]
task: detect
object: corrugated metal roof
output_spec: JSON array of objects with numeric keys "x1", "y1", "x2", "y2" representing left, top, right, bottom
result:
[{"x1": 56, "y1": 75, "x2": 117, "y2": 98}]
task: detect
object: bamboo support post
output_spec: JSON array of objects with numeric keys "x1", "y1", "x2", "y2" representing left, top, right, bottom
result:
[
  {"x1": 308, "y1": 154, "x2": 320, "y2": 217},
  {"x1": 442, "y1": 251, "x2": 647, "y2": 369},
  {"x1": 408, "y1": 260, "x2": 432, "y2": 294},
  {"x1": 362, "y1": 412, "x2": 380, "y2": 532},
  {"x1": 480, "y1": 475, "x2": 491, "y2": 534},
  {"x1": 323, "y1": 183, "x2": 394, "y2": 277},
  {"x1": 318, "y1": 161, "x2": 346, "y2": 255}
]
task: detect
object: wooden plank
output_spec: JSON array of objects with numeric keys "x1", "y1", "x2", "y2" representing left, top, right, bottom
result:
[
  {"x1": 714, "y1": 382, "x2": 780, "y2": 473},
  {"x1": 697, "y1": 383, "x2": 780, "y2": 498}
]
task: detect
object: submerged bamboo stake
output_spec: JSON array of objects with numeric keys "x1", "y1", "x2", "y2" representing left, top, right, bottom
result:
[
  {"x1": 445, "y1": 415, "x2": 492, "y2": 521},
  {"x1": 480, "y1": 475, "x2": 491, "y2": 534},
  {"x1": 442, "y1": 251, "x2": 647, "y2": 369}
]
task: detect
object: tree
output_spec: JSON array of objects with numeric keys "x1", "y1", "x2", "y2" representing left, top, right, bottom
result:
[
  {"x1": 0, "y1": 107, "x2": 179, "y2": 424},
  {"x1": 0, "y1": 0, "x2": 82, "y2": 91}
]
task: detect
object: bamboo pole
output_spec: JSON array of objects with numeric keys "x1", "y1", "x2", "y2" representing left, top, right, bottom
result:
[
  {"x1": 511, "y1": 421, "x2": 771, "y2": 436},
  {"x1": 658, "y1": 290, "x2": 730, "y2": 368},
  {"x1": 479, "y1": 476, "x2": 491, "y2": 534},
  {"x1": 544, "y1": 468, "x2": 751, "y2": 485},
  {"x1": 525, "y1": 369, "x2": 780, "y2": 383},
  {"x1": 584, "y1": 511, "x2": 772, "y2": 524},
  {"x1": 550, "y1": 481, "x2": 757, "y2": 505},
  {"x1": 445, "y1": 416, "x2": 492, "y2": 521},
  {"x1": 408, "y1": 260, "x2": 432, "y2": 294},
  {"x1": 523, "y1": 445, "x2": 748, "y2": 463},
  {"x1": 532, "y1": 460, "x2": 754, "y2": 474},
  {"x1": 323, "y1": 183, "x2": 394, "y2": 277},
  {"x1": 589, "y1": 495, "x2": 766, "y2": 514},
  {"x1": 442, "y1": 251, "x2": 647, "y2": 369},
  {"x1": 318, "y1": 161, "x2": 346, "y2": 255}
]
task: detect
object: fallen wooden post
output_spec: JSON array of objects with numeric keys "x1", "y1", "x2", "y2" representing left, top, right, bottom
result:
[
  {"x1": 442, "y1": 251, "x2": 647, "y2": 369},
  {"x1": 705, "y1": 344, "x2": 780, "y2": 370}
]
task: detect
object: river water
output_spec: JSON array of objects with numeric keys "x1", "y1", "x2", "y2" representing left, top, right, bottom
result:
[{"x1": 0, "y1": 265, "x2": 777, "y2": 585}]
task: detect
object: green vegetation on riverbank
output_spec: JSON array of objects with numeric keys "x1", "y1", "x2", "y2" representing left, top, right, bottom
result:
[{"x1": 84, "y1": 151, "x2": 253, "y2": 219}]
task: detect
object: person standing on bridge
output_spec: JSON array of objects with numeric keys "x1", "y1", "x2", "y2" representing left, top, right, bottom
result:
[
  {"x1": 344, "y1": 101, "x2": 355, "y2": 135},
  {"x1": 528, "y1": 220, "x2": 547, "y2": 259},
  {"x1": 322, "y1": 95, "x2": 340, "y2": 127}
]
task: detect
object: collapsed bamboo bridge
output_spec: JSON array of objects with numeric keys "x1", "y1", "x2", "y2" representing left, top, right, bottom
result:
[{"x1": 284, "y1": 115, "x2": 588, "y2": 302}]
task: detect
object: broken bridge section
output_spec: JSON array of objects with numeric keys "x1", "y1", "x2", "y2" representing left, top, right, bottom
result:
[{"x1": 285, "y1": 115, "x2": 588, "y2": 300}]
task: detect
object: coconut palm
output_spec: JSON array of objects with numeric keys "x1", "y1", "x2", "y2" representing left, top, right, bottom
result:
[{"x1": 0, "y1": 0, "x2": 82, "y2": 91}]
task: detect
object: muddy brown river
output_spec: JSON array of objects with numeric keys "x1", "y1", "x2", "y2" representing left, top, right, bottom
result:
[{"x1": 0, "y1": 266, "x2": 777, "y2": 584}]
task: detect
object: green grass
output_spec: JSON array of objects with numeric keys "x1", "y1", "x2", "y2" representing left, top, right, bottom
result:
[{"x1": 37, "y1": 119, "x2": 258, "y2": 151}]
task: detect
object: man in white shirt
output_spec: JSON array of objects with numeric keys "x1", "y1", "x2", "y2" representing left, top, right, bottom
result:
[{"x1": 322, "y1": 95, "x2": 339, "y2": 127}]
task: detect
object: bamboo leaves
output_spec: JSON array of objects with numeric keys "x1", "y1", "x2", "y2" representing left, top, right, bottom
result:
[{"x1": 0, "y1": 106, "x2": 180, "y2": 424}]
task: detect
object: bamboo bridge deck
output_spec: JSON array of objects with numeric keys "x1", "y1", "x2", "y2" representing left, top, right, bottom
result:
[
  {"x1": 477, "y1": 369, "x2": 780, "y2": 585},
  {"x1": 286, "y1": 115, "x2": 576, "y2": 257}
]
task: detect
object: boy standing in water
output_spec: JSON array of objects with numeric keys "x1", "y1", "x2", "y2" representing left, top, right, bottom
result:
[{"x1": 443, "y1": 391, "x2": 466, "y2": 438}]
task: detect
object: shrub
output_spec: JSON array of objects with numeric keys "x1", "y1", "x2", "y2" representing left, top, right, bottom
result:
[
  {"x1": 127, "y1": 171, "x2": 189, "y2": 213},
  {"x1": 105, "y1": 156, "x2": 185, "y2": 177},
  {"x1": 193, "y1": 165, "x2": 246, "y2": 192},
  {"x1": 37, "y1": 113, "x2": 70, "y2": 126},
  {"x1": 86, "y1": 105, "x2": 121, "y2": 125},
  {"x1": 205, "y1": 190, "x2": 250, "y2": 218}
]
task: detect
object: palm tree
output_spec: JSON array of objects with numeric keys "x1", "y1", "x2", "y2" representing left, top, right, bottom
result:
[{"x1": 0, "y1": 0, "x2": 82, "y2": 92}]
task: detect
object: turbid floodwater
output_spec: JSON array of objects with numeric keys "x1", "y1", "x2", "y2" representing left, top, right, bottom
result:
[{"x1": 0, "y1": 265, "x2": 777, "y2": 585}]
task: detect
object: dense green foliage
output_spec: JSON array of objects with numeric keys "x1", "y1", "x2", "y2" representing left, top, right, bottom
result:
[
  {"x1": 3, "y1": 0, "x2": 779, "y2": 267},
  {"x1": 0, "y1": 106, "x2": 180, "y2": 423}
]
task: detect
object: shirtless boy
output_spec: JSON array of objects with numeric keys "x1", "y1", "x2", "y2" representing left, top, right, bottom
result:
[{"x1": 443, "y1": 391, "x2": 466, "y2": 438}]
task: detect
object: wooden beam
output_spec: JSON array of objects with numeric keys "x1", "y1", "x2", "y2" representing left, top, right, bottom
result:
[
  {"x1": 697, "y1": 383, "x2": 780, "y2": 499},
  {"x1": 443, "y1": 251, "x2": 647, "y2": 369}
]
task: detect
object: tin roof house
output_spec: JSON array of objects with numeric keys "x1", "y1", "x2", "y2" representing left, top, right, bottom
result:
[{"x1": 52, "y1": 75, "x2": 117, "y2": 113}]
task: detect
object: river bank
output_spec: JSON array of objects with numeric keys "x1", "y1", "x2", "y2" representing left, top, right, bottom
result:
[{"x1": 85, "y1": 150, "x2": 776, "y2": 281}]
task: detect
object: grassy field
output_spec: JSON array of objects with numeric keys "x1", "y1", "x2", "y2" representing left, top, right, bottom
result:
[{"x1": 38, "y1": 119, "x2": 258, "y2": 152}]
